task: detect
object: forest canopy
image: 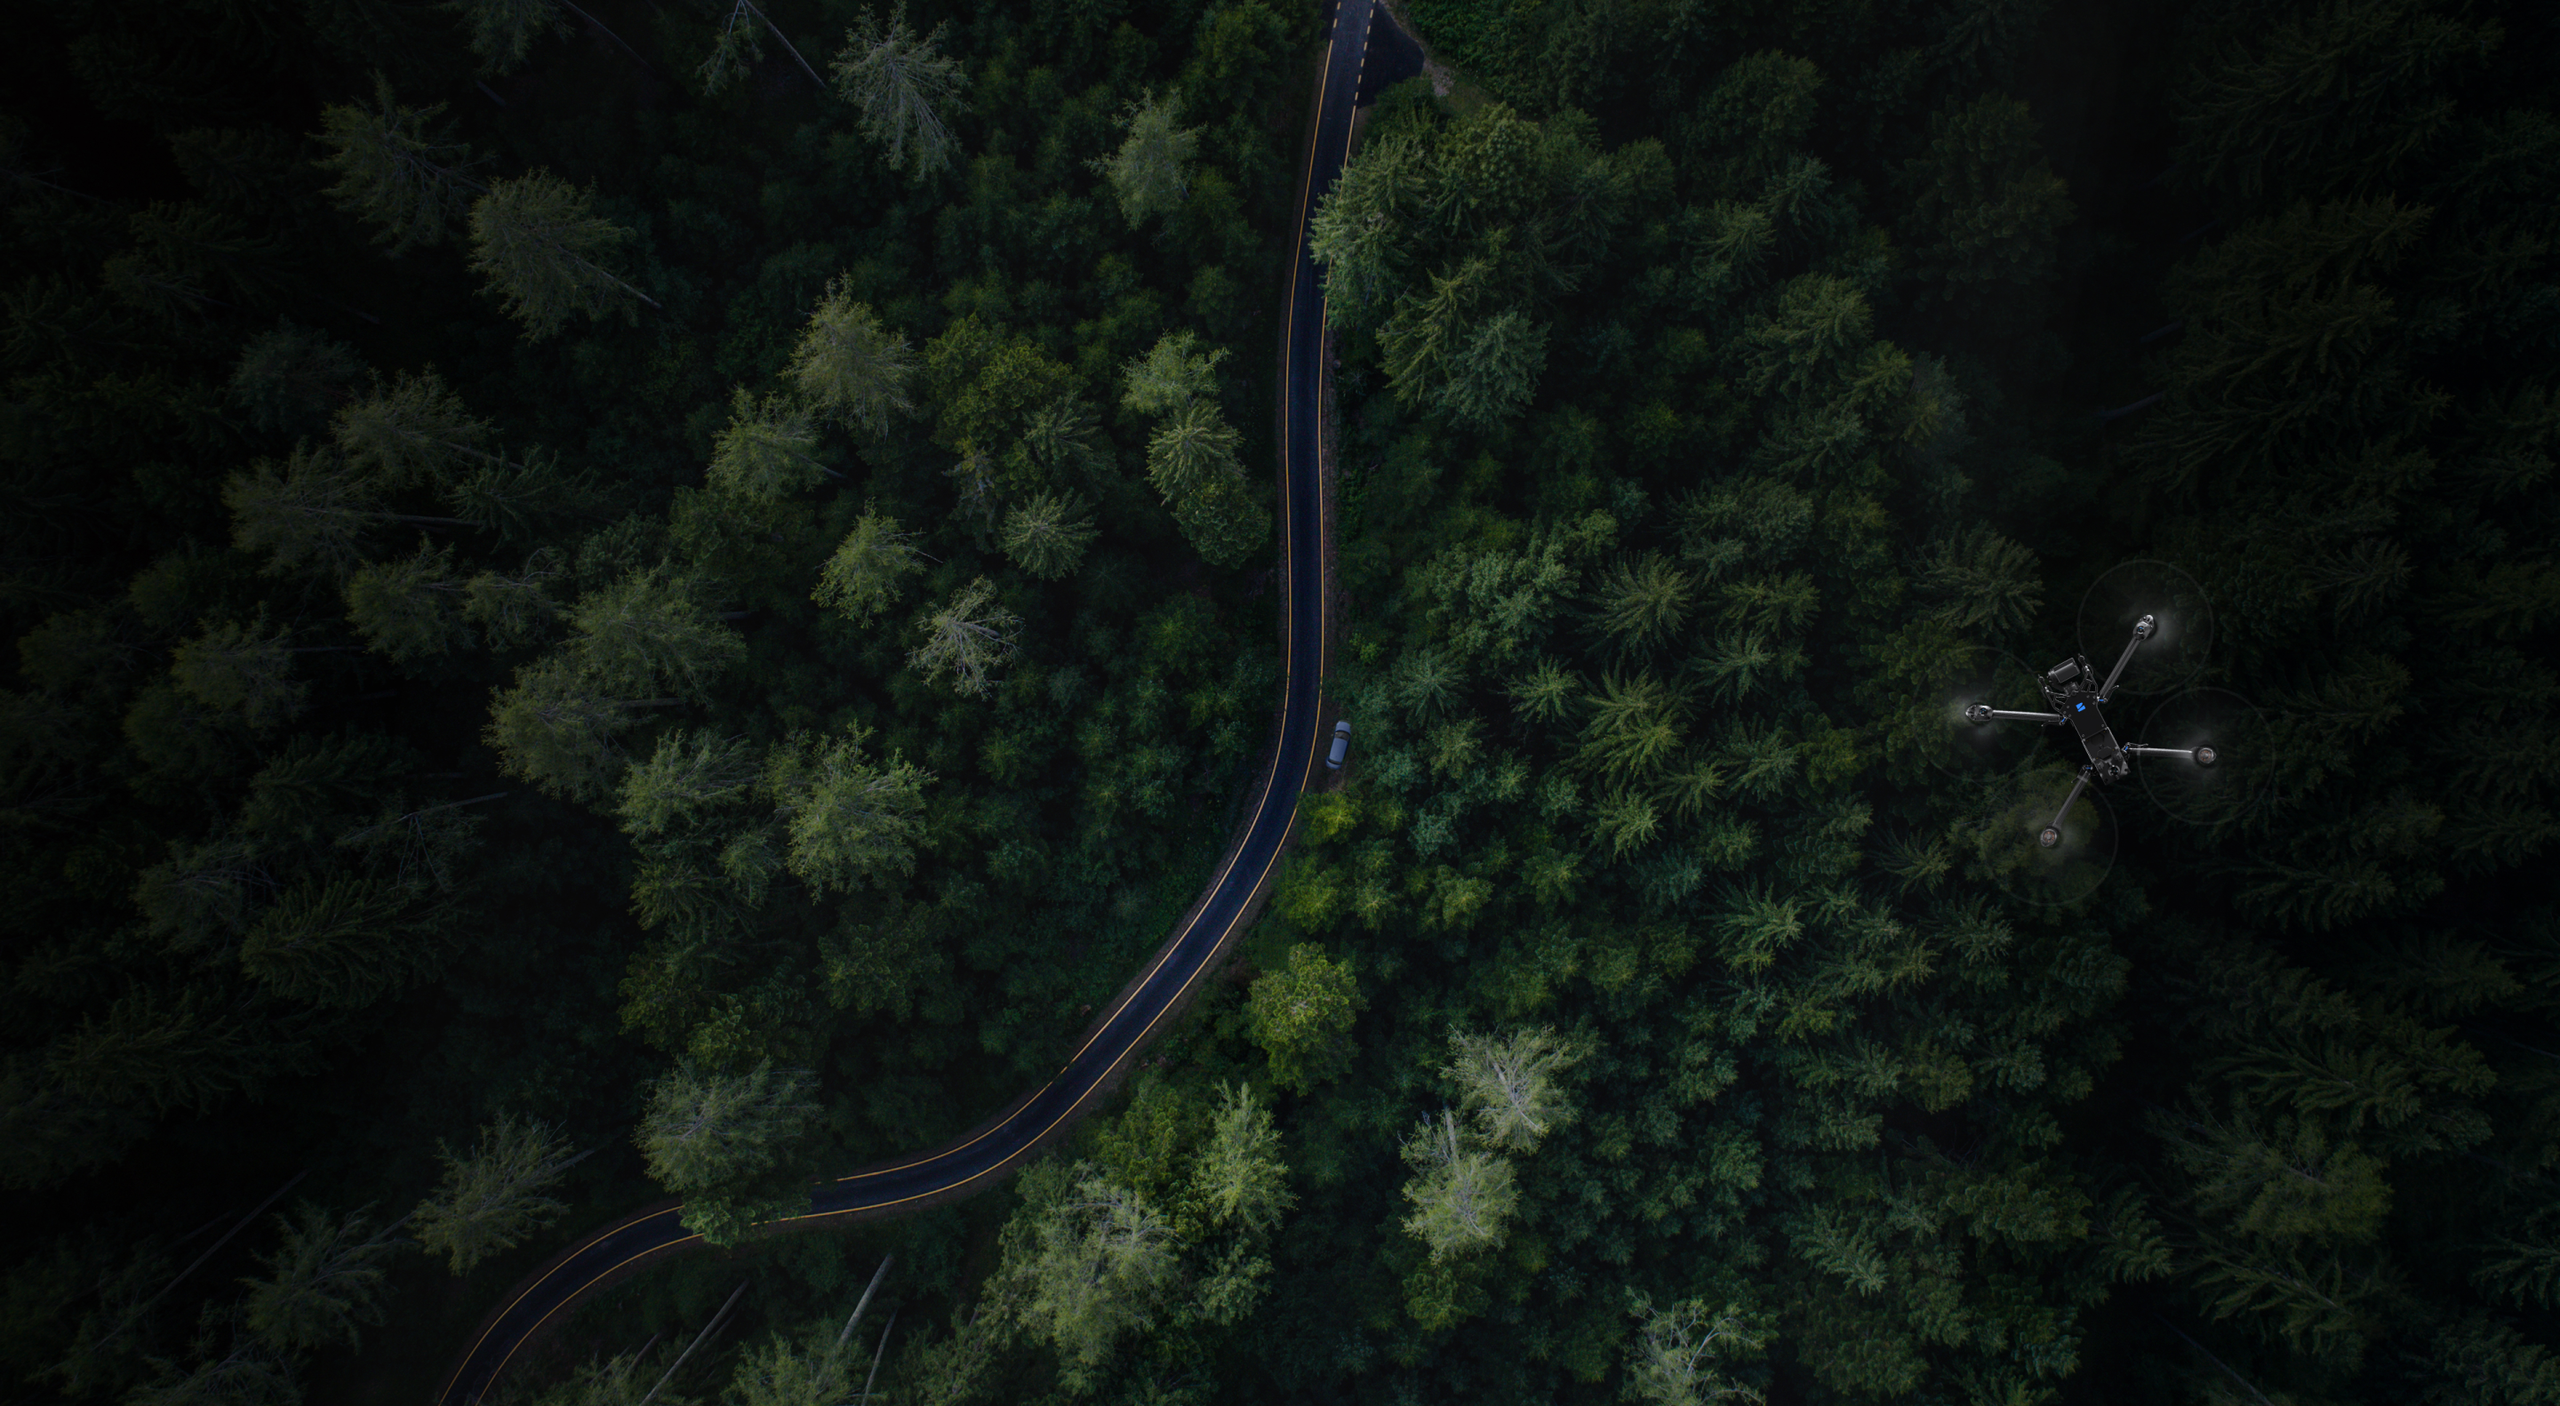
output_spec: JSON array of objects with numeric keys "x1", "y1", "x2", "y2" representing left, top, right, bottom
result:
[{"x1": 1, "y1": 0, "x2": 2555, "y2": 1404}]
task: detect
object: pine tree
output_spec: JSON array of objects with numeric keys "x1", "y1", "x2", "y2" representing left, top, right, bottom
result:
[
  {"x1": 999, "y1": 492, "x2": 1097, "y2": 580},
  {"x1": 618, "y1": 729, "x2": 760, "y2": 841},
  {"x1": 698, "y1": 0, "x2": 825, "y2": 96},
  {"x1": 1591, "y1": 554, "x2": 1694, "y2": 658},
  {"x1": 1309, "y1": 131, "x2": 1427, "y2": 323},
  {"x1": 228, "y1": 321, "x2": 364, "y2": 436},
  {"x1": 1894, "y1": 95, "x2": 2073, "y2": 307},
  {"x1": 830, "y1": 5, "x2": 967, "y2": 181},
  {"x1": 467, "y1": 172, "x2": 659, "y2": 340},
  {"x1": 330, "y1": 368, "x2": 495, "y2": 488},
  {"x1": 708, "y1": 387, "x2": 830, "y2": 501},
  {"x1": 785, "y1": 283, "x2": 915, "y2": 434},
  {"x1": 762, "y1": 728, "x2": 932, "y2": 892},
  {"x1": 1143, "y1": 401, "x2": 1268, "y2": 567},
  {"x1": 1092, "y1": 88, "x2": 1200, "y2": 228},
  {"x1": 412, "y1": 1113, "x2": 590, "y2": 1274},
  {"x1": 462, "y1": 548, "x2": 567, "y2": 650},
  {"x1": 344, "y1": 539, "x2": 470, "y2": 663},
  {"x1": 483, "y1": 656, "x2": 677, "y2": 803},
  {"x1": 313, "y1": 75, "x2": 485, "y2": 256},
  {"x1": 223, "y1": 445, "x2": 384, "y2": 579},
  {"x1": 1444, "y1": 1026, "x2": 1583, "y2": 1152},
  {"x1": 1193, "y1": 1083, "x2": 1293, "y2": 1234},
  {"x1": 240, "y1": 1202, "x2": 401, "y2": 1352},
  {"x1": 43, "y1": 984, "x2": 303, "y2": 1116},
  {"x1": 812, "y1": 508, "x2": 925, "y2": 623},
  {"x1": 1245, "y1": 943, "x2": 1362, "y2": 1093},
  {"x1": 1622, "y1": 1295, "x2": 1771, "y2": 1406},
  {"x1": 906, "y1": 576, "x2": 1019, "y2": 698},
  {"x1": 171, "y1": 617, "x2": 307, "y2": 729},
  {"x1": 1120, "y1": 331, "x2": 1226, "y2": 417},
  {"x1": 1434, "y1": 308, "x2": 1548, "y2": 430},
  {"x1": 238, "y1": 874, "x2": 435, "y2": 1008},
  {"x1": 635, "y1": 1060, "x2": 820, "y2": 1244},
  {"x1": 1915, "y1": 524, "x2": 2042, "y2": 638},
  {"x1": 1007, "y1": 1165, "x2": 1179, "y2": 1388},
  {"x1": 1397, "y1": 1110, "x2": 1517, "y2": 1262},
  {"x1": 1689, "y1": 52, "x2": 1824, "y2": 194},
  {"x1": 569, "y1": 566, "x2": 746, "y2": 704}
]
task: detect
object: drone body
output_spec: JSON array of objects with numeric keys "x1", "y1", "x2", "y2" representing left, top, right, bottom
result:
[{"x1": 1963, "y1": 614, "x2": 2219, "y2": 848}]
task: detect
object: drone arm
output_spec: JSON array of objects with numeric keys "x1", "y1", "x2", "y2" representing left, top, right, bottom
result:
[
  {"x1": 2045, "y1": 770, "x2": 2094, "y2": 838},
  {"x1": 2097, "y1": 614, "x2": 2156, "y2": 701},
  {"x1": 2124, "y1": 742, "x2": 2218, "y2": 766},
  {"x1": 1973, "y1": 707, "x2": 2066, "y2": 726}
]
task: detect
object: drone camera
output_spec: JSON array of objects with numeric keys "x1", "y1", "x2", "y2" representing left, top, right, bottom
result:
[{"x1": 2046, "y1": 659, "x2": 2081, "y2": 686}]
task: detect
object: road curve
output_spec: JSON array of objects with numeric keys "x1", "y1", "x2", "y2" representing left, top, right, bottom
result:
[{"x1": 435, "y1": 4, "x2": 1379, "y2": 1400}]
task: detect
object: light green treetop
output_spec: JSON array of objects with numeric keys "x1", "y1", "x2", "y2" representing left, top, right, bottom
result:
[
  {"x1": 812, "y1": 508, "x2": 926, "y2": 622},
  {"x1": 1245, "y1": 943, "x2": 1363, "y2": 1094},
  {"x1": 762, "y1": 727, "x2": 932, "y2": 892},
  {"x1": 1092, "y1": 88, "x2": 1201, "y2": 228},
  {"x1": 412, "y1": 1113, "x2": 591, "y2": 1275},
  {"x1": 830, "y1": 5, "x2": 967, "y2": 180},
  {"x1": 785, "y1": 282, "x2": 915, "y2": 434}
]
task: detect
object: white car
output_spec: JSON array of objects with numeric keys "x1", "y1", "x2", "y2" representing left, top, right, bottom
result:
[{"x1": 1325, "y1": 720, "x2": 1351, "y2": 770}]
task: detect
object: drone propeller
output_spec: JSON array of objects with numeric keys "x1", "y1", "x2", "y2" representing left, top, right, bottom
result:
[
  {"x1": 1925, "y1": 646, "x2": 2047, "y2": 778},
  {"x1": 2137, "y1": 687, "x2": 2271, "y2": 830},
  {"x1": 2079, "y1": 559, "x2": 2214, "y2": 696},
  {"x1": 1969, "y1": 761, "x2": 2118, "y2": 906}
]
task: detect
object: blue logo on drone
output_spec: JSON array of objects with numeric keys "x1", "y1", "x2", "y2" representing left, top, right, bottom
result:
[{"x1": 2075, "y1": 702, "x2": 2086, "y2": 711}]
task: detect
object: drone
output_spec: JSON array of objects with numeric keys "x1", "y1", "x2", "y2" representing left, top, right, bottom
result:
[{"x1": 1963, "y1": 614, "x2": 2220, "y2": 848}]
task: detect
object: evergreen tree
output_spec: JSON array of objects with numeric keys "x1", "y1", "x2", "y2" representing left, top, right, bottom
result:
[
  {"x1": 1397, "y1": 1110, "x2": 1517, "y2": 1262},
  {"x1": 635, "y1": 1060, "x2": 821, "y2": 1245},
  {"x1": 1443, "y1": 1026, "x2": 1583, "y2": 1152},
  {"x1": 618, "y1": 729, "x2": 760, "y2": 840},
  {"x1": 569, "y1": 566, "x2": 746, "y2": 704},
  {"x1": 906, "y1": 576, "x2": 1019, "y2": 698},
  {"x1": 1432, "y1": 307, "x2": 1547, "y2": 430},
  {"x1": 1005, "y1": 1164, "x2": 1179, "y2": 1389},
  {"x1": 343, "y1": 540, "x2": 470, "y2": 663},
  {"x1": 830, "y1": 4, "x2": 967, "y2": 181},
  {"x1": 1914, "y1": 523, "x2": 2042, "y2": 639},
  {"x1": 313, "y1": 75, "x2": 485, "y2": 256},
  {"x1": 454, "y1": 0, "x2": 567, "y2": 74},
  {"x1": 1121, "y1": 331, "x2": 1226, "y2": 418},
  {"x1": 785, "y1": 283, "x2": 915, "y2": 435},
  {"x1": 223, "y1": 445, "x2": 388, "y2": 579},
  {"x1": 998, "y1": 492, "x2": 1097, "y2": 580},
  {"x1": 467, "y1": 172, "x2": 658, "y2": 340},
  {"x1": 238, "y1": 874, "x2": 436, "y2": 1008},
  {"x1": 1093, "y1": 89, "x2": 1200, "y2": 228},
  {"x1": 1193, "y1": 1083, "x2": 1292, "y2": 1234},
  {"x1": 229, "y1": 321, "x2": 364, "y2": 436},
  {"x1": 1310, "y1": 132, "x2": 1427, "y2": 321},
  {"x1": 1144, "y1": 401, "x2": 1268, "y2": 567},
  {"x1": 1622, "y1": 1295, "x2": 1771, "y2": 1406},
  {"x1": 1895, "y1": 95, "x2": 2074, "y2": 311},
  {"x1": 1245, "y1": 943, "x2": 1362, "y2": 1094},
  {"x1": 239, "y1": 1202, "x2": 400, "y2": 1352},
  {"x1": 707, "y1": 388, "x2": 829, "y2": 501},
  {"x1": 171, "y1": 617, "x2": 307, "y2": 730},
  {"x1": 812, "y1": 508, "x2": 925, "y2": 623},
  {"x1": 762, "y1": 728, "x2": 932, "y2": 893},
  {"x1": 411, "y1": 1114, "x2": 590, "y2": 1275},
  {"x1": 331, "y1": 369, "x2": 495, "y2": 489}
]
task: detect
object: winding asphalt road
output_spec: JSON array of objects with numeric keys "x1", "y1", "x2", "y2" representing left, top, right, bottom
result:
[{"x1": 434, "y1": 3, "x2": 1391, "y2": 1399}]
